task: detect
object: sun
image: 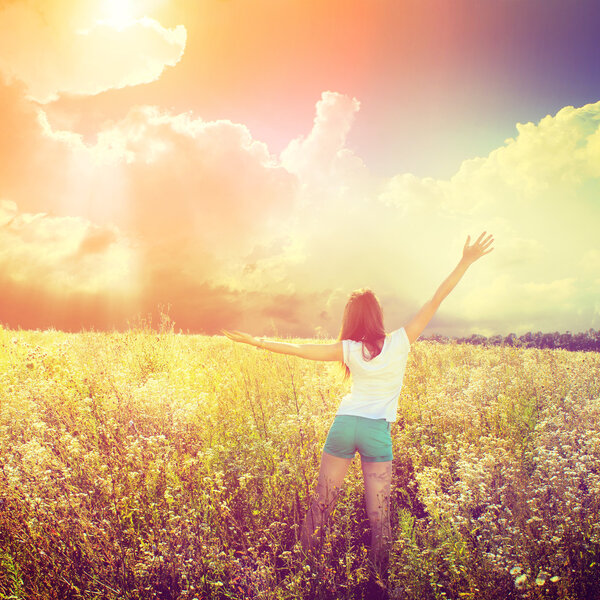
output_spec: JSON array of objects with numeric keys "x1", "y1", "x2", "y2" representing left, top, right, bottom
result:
[
  {"x1": 101, "y1": 0, "x2": 136, "y2": 29},
  {"x1": 95, "y1": 0, "x2": 167, "y2": 29}
]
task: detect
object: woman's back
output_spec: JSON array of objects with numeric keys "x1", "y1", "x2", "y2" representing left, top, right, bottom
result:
[{"x1": 337, "y1": 327, "x2": 411, "y2": 422}]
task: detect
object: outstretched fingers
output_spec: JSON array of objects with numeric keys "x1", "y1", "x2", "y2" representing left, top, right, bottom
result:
[
  {"x1": 463, "y1": 231, "x2": 494, "y2": 263},
  {"x1": 480, "y1": 233, "x2": 495, "y2": 254},
  {"x1": 222, "y1": 330, "x2": 252, "y2": 344}
]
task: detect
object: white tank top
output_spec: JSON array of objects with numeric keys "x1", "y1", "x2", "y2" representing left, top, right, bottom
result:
[{"x1": 336, "y1": 327, "x2": 411, "y2": 422}]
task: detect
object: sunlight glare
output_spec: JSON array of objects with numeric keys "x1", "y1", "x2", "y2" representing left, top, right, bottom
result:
[{"x1": 102, "y1": 0, "x2": 136, "y2": 29}]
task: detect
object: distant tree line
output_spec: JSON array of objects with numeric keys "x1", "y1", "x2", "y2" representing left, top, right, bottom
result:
[{"x1": 422, "y1": 329, "x2": 600, "y2": 352}]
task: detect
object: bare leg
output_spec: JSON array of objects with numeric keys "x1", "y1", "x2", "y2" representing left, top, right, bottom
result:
[
  {"x1": 361, "y1": 459, "x2": 392, "y2": 576},
  {"x1": 300, "y1": 452, "x2": 352, "y2": 554}
]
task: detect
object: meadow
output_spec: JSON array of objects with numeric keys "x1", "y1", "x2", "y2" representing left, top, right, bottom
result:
[{"x1": 1, "y1": 321, "x2": 599, "y2": 600}]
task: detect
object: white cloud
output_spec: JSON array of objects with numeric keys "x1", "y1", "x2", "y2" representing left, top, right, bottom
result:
[
  {"x1": 281, "y1": 91, "x2": 367, "y2": 184},
  {"x1": 273, "y1": 98, "x2": 600, "y2": 335},
  {"x1": 0, "y1": 199, "x2": 138, "y2": 295},
  {"x1": 0, "y1": 1, "x2": 186, "y2": 102},
  {"x1": 1, "y1": 72, "x2": 599, "y2": 334},
  {"x1": 449, "y1": 102, "x2": 600, "y2": 205}
]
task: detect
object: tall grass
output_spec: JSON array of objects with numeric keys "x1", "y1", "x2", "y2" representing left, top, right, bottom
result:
[{"x1": 1, "y1": 324, "x2": 599, "y2": 599}]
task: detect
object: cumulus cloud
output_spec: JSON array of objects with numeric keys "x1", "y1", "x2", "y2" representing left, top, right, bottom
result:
[
  {"x1": 109, "y1": 107, "x2": 297, "y2": 254},
  {"x1": 0, "y1": 0, "x2": 186, "y2": 102},
  {"x1": 281, "y1": 91, "x2": 368, "y2": 184},
  {"x1": 0, "y1": 199, "x2": 139, "y2": 330},
  {"x1": 0, "y1": 88, "x2": 303, "y2": 331},
  {"x1": 451, "y1": 275, "x2": 600, "y2": 336},
  {"x1": 1, "y1": 56, "x2": 599, "y2": 336},
  {"x1": 271, "y1": 98, "x2": 600, "y2": 336}
]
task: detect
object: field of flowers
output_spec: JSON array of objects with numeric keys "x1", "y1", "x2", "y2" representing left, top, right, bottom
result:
[{"x1": 1, "y1": 321, "x2": 599, "y2": 600}]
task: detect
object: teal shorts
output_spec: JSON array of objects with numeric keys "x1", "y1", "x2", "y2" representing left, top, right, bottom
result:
[{"x1": 323, "y1": 415, "x2": 393, "y2": 462}]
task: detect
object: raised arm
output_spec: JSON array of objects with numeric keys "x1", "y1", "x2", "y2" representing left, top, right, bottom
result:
[
  {"x1": 222, "y1": 330, "x2": 343, "y2": 362},
  {"x1": 404, "y1": 232, "x2": 494, "y2": 344}
]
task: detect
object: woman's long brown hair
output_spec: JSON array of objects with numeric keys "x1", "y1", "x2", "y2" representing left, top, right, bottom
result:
[{"x1": 337, "y1": 288, "x2": 386, "y2": 378}]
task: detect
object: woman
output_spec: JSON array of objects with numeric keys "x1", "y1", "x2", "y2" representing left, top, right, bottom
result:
[{"x1": 223, "y1": 232, "x2": 494, "y2": 576}]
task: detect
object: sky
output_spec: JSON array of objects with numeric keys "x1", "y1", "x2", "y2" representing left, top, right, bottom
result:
[{"x1": 0, "y1": 0, "x2": 599, "y2": 337}]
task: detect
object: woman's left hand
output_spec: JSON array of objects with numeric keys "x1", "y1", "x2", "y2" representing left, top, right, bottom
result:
[
  {"x1": 462, "y1": 231, "x2": 494, "y2": 265},
  {"x1": 222, "y1": 329, "x2": 259, "y2": 346}
]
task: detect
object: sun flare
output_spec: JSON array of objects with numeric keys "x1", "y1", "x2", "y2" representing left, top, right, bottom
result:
[{"x1": 102, "y1": 0, "x2": 136, "y2": 29}]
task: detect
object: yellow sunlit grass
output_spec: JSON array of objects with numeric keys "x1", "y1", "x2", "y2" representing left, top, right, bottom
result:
[{"x1": 1, "y1": 321, "x2": 600, "y2": 598}]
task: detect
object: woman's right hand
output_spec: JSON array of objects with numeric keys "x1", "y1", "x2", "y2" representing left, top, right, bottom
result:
[{"x1": 462, "y1": 231, "x2": 494, "y2": 265}]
